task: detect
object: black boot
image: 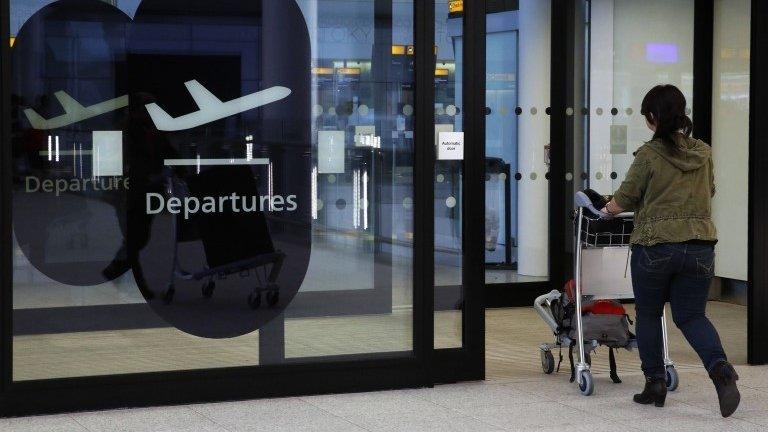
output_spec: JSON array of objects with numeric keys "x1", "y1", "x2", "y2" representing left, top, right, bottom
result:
[
  {"x1": 633, "y1": 376, "x2": 667, "y2": 407},
  {"x1": 709, "y1": 360, "x2": 740, "y2": 418}
]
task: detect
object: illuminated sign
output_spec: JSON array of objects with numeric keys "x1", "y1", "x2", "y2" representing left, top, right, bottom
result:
[
  {"x1": 312, "y1": 67, "x2": 334, "y2": 75},
  {"x1": 337, "y1": 67, "x2": 361, "y2": 75},
  {"x1": 449, "y1": 0, "x2": 464, "y2": 14}
]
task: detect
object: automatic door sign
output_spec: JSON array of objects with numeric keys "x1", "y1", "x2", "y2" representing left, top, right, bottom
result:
[{"x1": 12, "y1": 0, "x2": 312, "y2": 338}]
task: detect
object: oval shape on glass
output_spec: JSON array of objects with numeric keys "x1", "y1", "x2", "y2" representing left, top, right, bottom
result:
[{"x1": 12, "y1": 0, "x2": 313, "y2": 338}]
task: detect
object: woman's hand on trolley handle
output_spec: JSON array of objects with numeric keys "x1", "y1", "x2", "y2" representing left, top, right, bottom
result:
[{"x1": 600, "y1": 199, "x2": 624, "y2": 219}]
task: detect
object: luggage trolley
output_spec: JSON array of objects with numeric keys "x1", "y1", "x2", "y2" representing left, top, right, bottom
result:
[
  {"x1": 161, "y1": 167, "x2": 285, "y2": 309},
  {"x1": 534, "y1": 191, "x2": 679, "y2": 396}
]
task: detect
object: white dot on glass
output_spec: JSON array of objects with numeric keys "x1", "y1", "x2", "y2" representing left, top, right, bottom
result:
[
  {"x1": 328, "y1": 107, "x2": 337, "y2": 116},
  {"x1": 566, "y1": 107, "x2": 574, "y2": 116},
  {"x1": 446, "y1": 105, "x2": 457, "y2": 116},
  {"x1": 436, "y1": 107, "x2": 445, "y2": 116},
  {"x1": 685, "y1": 108, "x2": 692, "y2": 116},
  {"x1": 436, "y1": 174, "x2": 445, "y2": 183},
  {"x1": 626, "y1": 108, "x2": 634, "y2": 115},
  {"x1": 596, "y1": 108, "x2": 603, "y2": 116},
  {"x1": 313, "y1": 105, "x2": 324, "y2": 116},
  {"x1": 445, "y1": 196, "x2": 457, "y2": 208},
  {"x1": 530, "y1": 107, "x2": 538, "y2": 115},
  {"x1": 402, "y1": 197, "x2": 413, "y2": 209},
  {"x1": 499, "y1": 173, "x2": 507, "y2": 181},
  {"x1": 565, "y1": 172, "x2": 574, "y2": 181},
  {"x1": 596, "y1": 172, "x2": 603, "y2": 180},
  {"x1": 327, "y1": 174, "x2": 336, "y2": 184},
  {"x1": 317, "y1": 199, "x2": 324, "y2": 210},
  {"x1": 530, "y1": 172, "x2": 537, "y2": 180},
  {"x1": 403, "y1": 104, "x2": 414, "y2": 116},
  {"x1": 358, "y1": 104, "x2": 370, "y2": 116}
]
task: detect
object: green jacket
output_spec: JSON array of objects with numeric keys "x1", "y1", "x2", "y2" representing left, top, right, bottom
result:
[{"x1": 613, "y1": 133, "x2": 717, "y2": 246}]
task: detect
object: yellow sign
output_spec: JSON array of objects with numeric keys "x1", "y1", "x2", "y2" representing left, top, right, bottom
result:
[
  {"x1": 449, "y1": 0, "x2": 464, "y2": 14},
  {"x1": 337, "y1": 67, "x2": 361, "y2": 75},
  {"x1": 312, "y1": 67, "x2": 334, "y2": 75},
  {"x1": 10, "y1": 36, "x2": 15, "y2": 47}
]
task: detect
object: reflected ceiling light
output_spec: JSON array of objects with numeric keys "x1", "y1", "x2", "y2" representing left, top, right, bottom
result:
[
  {"x1": 449, "y1": 0, "x2": 464, "y2": 14},
  {"x1": 363, "y1": 170, "x2": 368, "y2": 230},
  {"x1": 645, "y1": 43, "x2": 679, "y2": 64},
  {"x1": 312, "y1": 67, "x2": 334, "y2": 75},
  {"x1": 337, "y1": 67, "x2": 361, "y2": 75},
  {"x1": 311, "y1": 166, "x2": 318, "y2": 220}
]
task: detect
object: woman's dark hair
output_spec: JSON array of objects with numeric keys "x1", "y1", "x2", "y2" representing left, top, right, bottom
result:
[{"x1": 640, "y1": 84, "x2": 693, "y2": 150}]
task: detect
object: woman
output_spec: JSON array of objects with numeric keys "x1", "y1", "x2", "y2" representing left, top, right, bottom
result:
[{"x1": 601, "y1": 84, "x2": 740, "y2": 417}]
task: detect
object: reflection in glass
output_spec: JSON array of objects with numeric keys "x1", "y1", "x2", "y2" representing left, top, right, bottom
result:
[
  {"x1": 10, "y1": 0, "x2": 415, "y2": 379},
  {"x1": 484, "y1": 1, "x2": 550, "y2": 284},
  {"x1": 434, "y1": 0, "x2": 463, "y2": 349}
]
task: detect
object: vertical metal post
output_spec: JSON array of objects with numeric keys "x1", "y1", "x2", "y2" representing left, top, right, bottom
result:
[
  {"x1": 0, "y1": 0, "x2": 12, "y2": 392},
  {"x1": 574, "y1": 207, "x2": 588, "y2": 372},
  {"x1": 413, "y1": 0, "x2": 435, "y2": 384},
  {"x1": 661, "y1": 309, "x2": 673, "y2": 366}
]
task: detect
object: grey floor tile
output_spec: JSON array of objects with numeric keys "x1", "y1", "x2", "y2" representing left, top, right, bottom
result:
[
  {"x1": 71, "y1": 406, "x2": 219, "y2": 432},
  {"x1": 507, "y1": 422, "x2": 643, "y2": 432},
  {"x1": 405, "y1": 381, "x2": 550, "y2": 410},
  {"x1": 302, "y1": 390, "x2": 503, "y2": 432},
  {"x1": 557, "y1": 392, "x2": 717, "y2": 422},
  {"x1": 733, "y1": 365, "x2": 768, "y2": 389},
  {"x1": 504, "y1": 372, "x2": 646, "y2": 402},
  {"x1": 670, "y1": 384, "x2": 768, "y2": 414},
  {"x1": 0, "y1": 414, "x2": 89, "y2": 432},
  {"x1": 734, "y1": 409, "x2": 768, "y2": 427},
  {"x1": 191, "y1": 397, "x2": 365, "y2": 432},
  {"x1": 452, "y1": 401, "x2": 595, "y2": 430},
  {"x1": 618, "y1": 415, "x2": 764, "y2": 432}
]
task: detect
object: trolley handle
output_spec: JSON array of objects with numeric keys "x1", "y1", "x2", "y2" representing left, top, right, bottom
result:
[{"x1": 574, "y1": 191, "x2": 633, "y2": 220}]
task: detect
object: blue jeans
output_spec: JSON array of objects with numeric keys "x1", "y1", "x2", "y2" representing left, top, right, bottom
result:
[{"x1": 631, "y1": 243, "x2": 727, "y2": 378}]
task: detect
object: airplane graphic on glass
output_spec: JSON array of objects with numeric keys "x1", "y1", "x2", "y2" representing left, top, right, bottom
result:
[{"x1": 23, "y1": 80, "x2": 292, "y2": 131}]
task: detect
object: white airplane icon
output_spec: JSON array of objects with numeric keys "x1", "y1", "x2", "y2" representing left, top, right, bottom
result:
[
  {"x1": 145, "y1": 80, "x2": 292, "y2": 131},
  {"x1": 24, "y1": 92, "x2": 129, "y2": 130}
]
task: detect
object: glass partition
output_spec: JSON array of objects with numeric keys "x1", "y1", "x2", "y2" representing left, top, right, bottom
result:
[
  {"x1": 9, "y1": 0, "x2": 415, "y2": 380},
  {"x1": 566, "y1": 0, "x2": 748, "y2": 367},
  {"x1": 433, "y1": 0, "x2": 463, "y2": 349},
  {"x1": 483, "y1": 0, "x2": 551, "y2": 286}
]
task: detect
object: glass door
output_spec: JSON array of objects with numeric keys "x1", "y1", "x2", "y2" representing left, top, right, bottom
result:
[
  {"x1": 483, "y1": 1, "x2": 551, "y2": 306},
  {"x1": 552, "y1": 0, "x2": 749, "y2": 369},
  {"x1": 6, "y1": 0, "x2": 419, "y2": 381}
]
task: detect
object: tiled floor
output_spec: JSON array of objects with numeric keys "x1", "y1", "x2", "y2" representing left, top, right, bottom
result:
[
  {"x1": 2, "y1": 366, "x2": 767, "y2": 431},
  {"x1": 2, "y1": 304, "x2": 760, "y2": 431}
]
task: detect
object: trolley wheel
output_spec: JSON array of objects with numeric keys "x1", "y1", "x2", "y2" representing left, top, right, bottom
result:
[
  {"x1": 541, "y1": 350, "x2": 555, "y2": 374},
  {"x1": 202, "y1": 281, "x2": 215, "y2": 298},
  {"x1": 163, "y1": 285, "x2": 175, "y2": 305},
  {"x1": 266, "y1": 290, "x2": 279, "y2": 307},
  {"x1": 666, "y1": 365, "x2": 679, "y2": 392},
  {"x1": 579, "y1": 370, "x2": 595, "y2": 396},
  {"x1": 248, "y1": 292, "x2": 262, "y2": 309}
]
